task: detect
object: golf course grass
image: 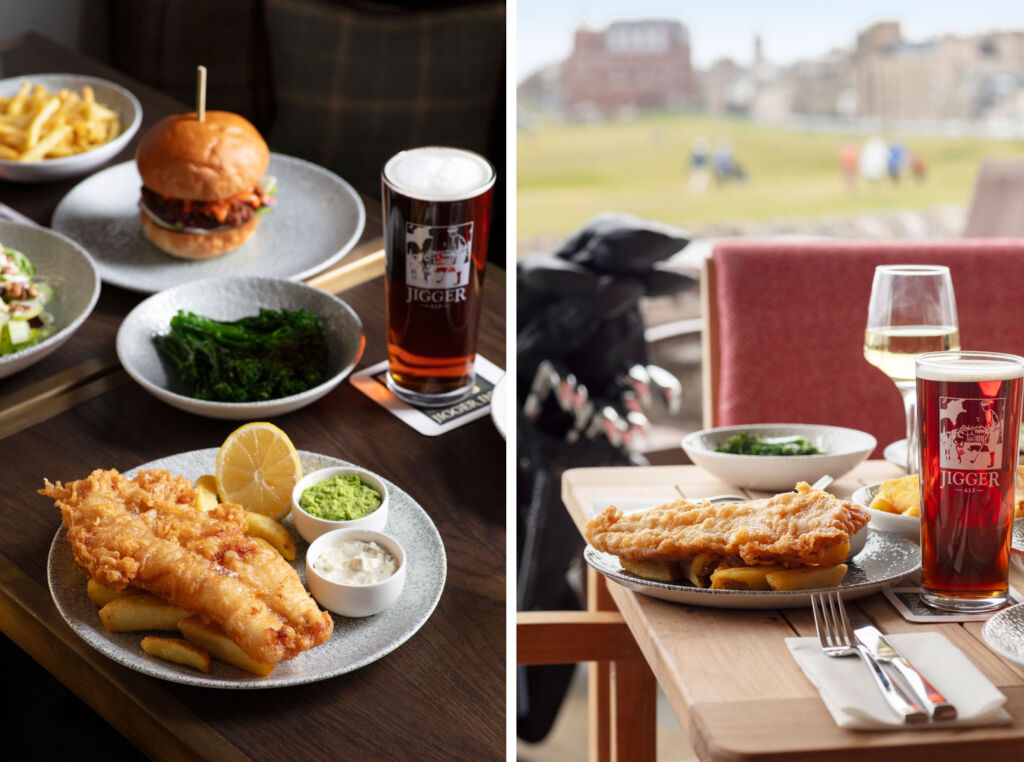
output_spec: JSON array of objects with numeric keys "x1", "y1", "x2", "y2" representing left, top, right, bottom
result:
[{"x1": 517, "y1": 113, "x2": 1024, "y2": 241}]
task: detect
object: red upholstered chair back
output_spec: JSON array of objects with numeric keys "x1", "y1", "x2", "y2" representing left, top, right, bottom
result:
[{"x1": 702, "y1": 240, "x2": 1024, "y2": 458}]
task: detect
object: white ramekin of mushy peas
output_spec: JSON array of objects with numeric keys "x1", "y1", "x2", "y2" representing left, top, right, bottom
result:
[{"x1": 291, "y1": 466, "x2": 389, "y2": 543}]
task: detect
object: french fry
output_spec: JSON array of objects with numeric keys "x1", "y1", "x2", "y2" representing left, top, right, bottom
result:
[
  {"x1": 619, "y1": 557, "x2": 682, "y2": 582},
  {"x1": 87, "y1": 577, "x2": 131, "y2": 607},
  {"x1": 5, "y1": 81, "x2": 29, "y2": 115},
  {"x1": 765, "y1": 564, "x2": 848, "y2": 591},
  {"x1": 140, "y1": 636, "x2": 212, "y2": 674},
  {"x1": 680, "y1": 552, "x2": 718, "y2": 588},
  {"x1": 98, "y1": 595, "x2": 189, "y2": 632},
  {"x1": 24, "y1": 96, "x2": 60, "y2": 149},
  {"x1": 0, "y1": 80, "x2": 120, "y2": 161},
  {"x1": 178, "y1": 615, "x2": 275, "y2": 677},
  {"x1": 869, "y1": 495, "x2": 897, "y2": 514},
  {"x1": 20, "y1": 124, "x2": 71, "y2": 162},
  {"x1": 710, "y1": 565, "x2": 787, "y2": 590},
  {"x1": 246, "y1": 511, "x2": 296, "y2": 561},
  {"x1": 872, "y1": 474, "x2": 920, "y2": 515},
  {"x1": 194, "y1": 474, "x2": 220, "y2": 511}
]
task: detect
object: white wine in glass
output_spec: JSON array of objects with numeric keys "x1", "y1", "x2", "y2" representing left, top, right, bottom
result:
[
  {"x1": 863, "y1": 325, "x2": 961, "y2": 385},
  {"x1": 864, "y1": 266, "x2": 959, "y2": 473}
]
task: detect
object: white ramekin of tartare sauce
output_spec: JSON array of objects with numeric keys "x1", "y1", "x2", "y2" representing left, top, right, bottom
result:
[{"x1": 305, "y1": 528, "x2": 406, "y2": 617}]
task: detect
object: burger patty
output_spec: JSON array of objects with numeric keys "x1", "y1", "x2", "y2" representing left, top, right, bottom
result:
[{"x1": 141, "y1": 186, "x2": 257, "y2": 230}]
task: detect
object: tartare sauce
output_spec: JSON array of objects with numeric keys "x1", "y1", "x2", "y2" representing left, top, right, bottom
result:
[{"x1": 313, "y1": 540, "x2": 398, "y2": 585}]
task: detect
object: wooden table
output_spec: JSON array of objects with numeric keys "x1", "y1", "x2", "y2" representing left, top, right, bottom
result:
[
  {"x1": 558, "y1": 460, "x2": 1024, "y2": 762},
  {"x1": 0, "y1": 34, "x2": 505, "y2": 760}
]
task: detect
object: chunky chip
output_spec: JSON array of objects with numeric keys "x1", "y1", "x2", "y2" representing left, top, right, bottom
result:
[
  {"x1": 99, "y1": 595, "x2": 189, "y2": 632},
  {"x1": 178, "y1": 615, "x2": 275, "y2": 677},
  {"x1": 141, "y1": 636, "x2": 212, "y2": 674}
]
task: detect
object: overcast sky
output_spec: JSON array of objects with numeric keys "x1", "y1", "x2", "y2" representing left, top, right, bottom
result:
[{"x1": 516, "y1": 1, "x2": 1024, "y2": 81}]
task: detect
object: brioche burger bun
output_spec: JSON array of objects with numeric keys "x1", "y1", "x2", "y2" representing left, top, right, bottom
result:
[{"x1": 135, "y1": 111, "x2": 276, "y2": 260}]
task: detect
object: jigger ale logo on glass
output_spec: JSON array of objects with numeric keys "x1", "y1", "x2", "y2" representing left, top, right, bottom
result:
[
  {"x1": 404, "y1": 221, "x2": 473, "y2": 305},
  {"x1": 938, "y1": 396, "x2": 1005, "y2": 487}
]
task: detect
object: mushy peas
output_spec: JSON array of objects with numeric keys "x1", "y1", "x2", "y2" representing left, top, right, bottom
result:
[{"x1": 299, "y1": 474, "x2": 382, "y2": 521}]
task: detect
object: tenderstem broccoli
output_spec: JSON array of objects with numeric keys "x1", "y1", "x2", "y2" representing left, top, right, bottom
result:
[{"x1": 154, "y1": 308, "x2": 329, "y2": 402}]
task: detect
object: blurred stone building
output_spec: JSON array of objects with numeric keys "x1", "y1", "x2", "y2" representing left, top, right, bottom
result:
[
  {"x1": 561, "y1": 17, "x2": 699, "y2": 118},
  {"x1": 854, "y1": 21, "x2": 1024, "y2": 122},
  {"x1": 518, "y1": 16, "x2": 1024, "y2": 129}
]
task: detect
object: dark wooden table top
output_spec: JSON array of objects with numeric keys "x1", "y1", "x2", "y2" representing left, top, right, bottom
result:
[{"x1": 0, "y1": 33, "x2": 506, "y2": 760}]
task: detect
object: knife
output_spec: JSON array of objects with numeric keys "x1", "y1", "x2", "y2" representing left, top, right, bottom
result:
[{"x1": 854, "y1": 625, "x2": 957, "y2": 720}]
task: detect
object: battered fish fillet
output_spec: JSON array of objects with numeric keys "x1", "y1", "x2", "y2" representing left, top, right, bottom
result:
[
  {"x1": 40, "y1": 469, "x2": 333, "y2": 666},
  {"x1": 585, "y1": 482, "x2": 870, "y2": 567}
]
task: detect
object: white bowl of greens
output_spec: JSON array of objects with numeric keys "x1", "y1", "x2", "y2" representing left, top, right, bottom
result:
[
  {"x1": 0, "y1": 220, "x2": 100, "y2": 379},
  {"x1": 681, "y1": 423, "x2": 876, "y2": 492}
]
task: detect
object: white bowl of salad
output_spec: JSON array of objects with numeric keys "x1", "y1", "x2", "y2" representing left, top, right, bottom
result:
[{"x1": 0, "y1": 220, "x2": 100, "y2": 379}]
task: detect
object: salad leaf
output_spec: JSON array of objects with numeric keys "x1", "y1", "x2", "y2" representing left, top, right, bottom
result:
[{"x1": 714, "y1": 432, "x2": 822, "y2": 456}]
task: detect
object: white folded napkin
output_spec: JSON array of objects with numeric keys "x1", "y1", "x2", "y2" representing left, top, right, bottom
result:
[{"x1": 787, "y1": 632, "x2": 1010, "y2": 730}]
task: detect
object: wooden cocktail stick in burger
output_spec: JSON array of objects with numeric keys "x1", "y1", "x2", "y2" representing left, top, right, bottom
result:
[{"x1": 196, "y1": 65, "x2": 207, "y2": 123}]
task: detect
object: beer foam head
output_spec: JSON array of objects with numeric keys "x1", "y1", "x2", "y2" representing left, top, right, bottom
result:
[
  {"x1": 384, "y1": 147, "x2": 495, "y2": 202},
  {"x1": 917, "y1": 352, "x2": 1024, "y2": 382}
]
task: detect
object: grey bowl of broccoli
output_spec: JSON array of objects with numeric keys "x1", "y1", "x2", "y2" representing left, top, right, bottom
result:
[{"x1": 116, "y1": 276, "x2": 364, "y2": 418}]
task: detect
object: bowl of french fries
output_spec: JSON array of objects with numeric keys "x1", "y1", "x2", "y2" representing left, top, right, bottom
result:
[
  {"x1": 851, "y1": 478, "x2": 921, "y2": 542},
  {"x1": 0, "y1": 74, "x2": 141, "y2": 181},
  {"x1": 853, "y1": 468, "x2": 1024, "y2": 544}
]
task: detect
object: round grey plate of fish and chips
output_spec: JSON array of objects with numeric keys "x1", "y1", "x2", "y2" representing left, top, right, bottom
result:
[
  {"x1": 585, "y1": 529, "x2": 919, "y2": 609},
  {"x1": 46, "y1": 449, "x2": 445, "y2": 688},
  {"x1": 583, "y1": 494, "x2": 919, "y2": 609}
]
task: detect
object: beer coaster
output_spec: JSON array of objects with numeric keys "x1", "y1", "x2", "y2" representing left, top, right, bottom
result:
[
  {"x1": 883, "y1": 585, "x2": 1024, "y2": 623},
  {"x1": 350, "y1": 356, "x2": 504, "y2": 436}
]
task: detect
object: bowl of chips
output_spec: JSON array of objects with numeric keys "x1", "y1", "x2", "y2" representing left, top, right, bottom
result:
[
  {"x1": 0, "y1": 73, "x2": 142, "y2": 182},
  {"x1": 850, "y1": 479, "x2": 921, "y2": 542}
]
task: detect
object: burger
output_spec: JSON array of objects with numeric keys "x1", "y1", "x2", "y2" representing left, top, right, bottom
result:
[{"x1": 135, "y1": 111, "x2": 276, "y2": 259}]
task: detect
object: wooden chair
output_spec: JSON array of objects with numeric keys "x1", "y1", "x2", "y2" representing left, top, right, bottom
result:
[
  {"x1": 701, "y1": 239, "x2": 1024, "y2": 455},
  {"x1": 964, "y1": 160, "x2": 1024, "y2": 237},
  {"x1": 517, "y1": 567, "x2": 657, "y2": 762}
]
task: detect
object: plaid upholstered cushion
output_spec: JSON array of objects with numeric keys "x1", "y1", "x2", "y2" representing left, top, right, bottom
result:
[
  {"x1": 265, "y1": 0, "x2": 505, "y2": 200},
  {"x1": 710, "y1": 240, "x2": 1024, "y2": 457},
  {"x1": 109, "y1": 0, "x2": 277, "y2": 132}
]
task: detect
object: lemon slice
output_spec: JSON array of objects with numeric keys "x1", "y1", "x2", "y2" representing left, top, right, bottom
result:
[{"x1": 215, "y1": 422, "x2": 302, "y2": 519}]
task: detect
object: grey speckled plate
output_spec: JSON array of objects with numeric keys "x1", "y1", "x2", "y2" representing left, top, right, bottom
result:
[
  {"x1": 52, "y1": 154, "x2": 365, "y2": 293},
  {"x1": 115, "y1": 276, "x2": 365, "y2": 419},
  {"x1": 46, "y1": 449, "x2": 446, "y2": 689},
  {"x1": 584, "y1": 529, "x2": 919, "y2": 609},
  {"x1": 982, "y1": 604, "x2": 1024, "y2": 668}
]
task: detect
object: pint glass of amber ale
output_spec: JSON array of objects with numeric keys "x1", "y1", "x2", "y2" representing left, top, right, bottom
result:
[
  {"x1": 916, "y1": 351, "x2": 1024, "y2": 612},
  {"x1": 381, "y1": 146, "x2": 495, "y2": 406}
]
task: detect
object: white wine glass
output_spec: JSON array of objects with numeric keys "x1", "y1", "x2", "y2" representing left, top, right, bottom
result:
[{"x1": 864, "y1": 265, "x2": 959, "y2": 474}]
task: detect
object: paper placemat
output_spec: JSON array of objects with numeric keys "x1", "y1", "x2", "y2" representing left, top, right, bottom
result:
[{"x1": 883, "y1": 585, "x2": 1023, "y2": 623}]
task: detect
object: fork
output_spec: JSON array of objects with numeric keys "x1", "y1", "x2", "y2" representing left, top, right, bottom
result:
[
  {"x1": 680, "y1": 475, "x2": 836, "y2": 505},
  {"x1": 809, "y1": 591, "x2": 928, "y2": 723}
]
